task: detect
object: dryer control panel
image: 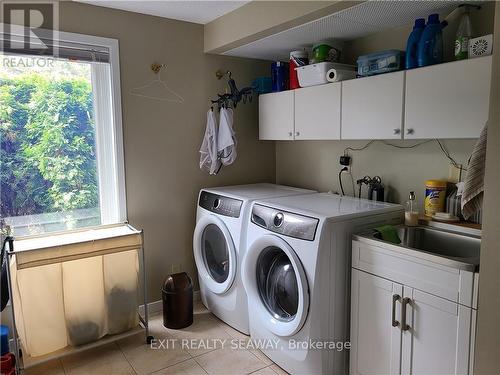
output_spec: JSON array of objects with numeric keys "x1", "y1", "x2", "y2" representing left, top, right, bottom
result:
[
  {"x1": 251, "y1": 204, "x2": 319, "y2": 241},
  {"x1": 199, "y1": 191, "x2": 243, "y2": 218}
]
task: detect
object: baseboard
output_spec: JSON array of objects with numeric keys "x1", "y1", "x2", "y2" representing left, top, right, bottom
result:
[{"x1": 139, "y1": 290, "x2": 201, "y2": 316}]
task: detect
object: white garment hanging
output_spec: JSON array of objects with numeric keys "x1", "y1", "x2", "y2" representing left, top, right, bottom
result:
[
  {"x1": 217, "y1": 107, "x2": 237, "y2": 166},
  {"x1": 199, "y1": 110, "x2": 220, "y2": 174}
]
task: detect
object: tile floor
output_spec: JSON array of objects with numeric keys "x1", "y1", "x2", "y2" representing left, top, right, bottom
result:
[{"x1": 23, "y1": 302, "x2": 288, "y2": 375}]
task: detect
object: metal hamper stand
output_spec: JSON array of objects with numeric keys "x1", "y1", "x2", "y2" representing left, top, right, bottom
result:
[{"x1": 4, "y1": 223, "x2": 154, "y2": 374}]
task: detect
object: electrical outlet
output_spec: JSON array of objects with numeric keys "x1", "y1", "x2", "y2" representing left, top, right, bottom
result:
[
  {"x1": 448, "y1": 163, "x2": 462, "y2": 183},
  {"x1": 171, "y1": 264, "x2": 182, "y2": 274},
  {"x1": 340, "y1": 155, "x2": 351, "y2": 166}
]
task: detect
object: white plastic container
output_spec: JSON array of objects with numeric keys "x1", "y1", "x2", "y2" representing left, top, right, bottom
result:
[{"x1": 296, "y1": 62, "x2": 356, "y2": 87}]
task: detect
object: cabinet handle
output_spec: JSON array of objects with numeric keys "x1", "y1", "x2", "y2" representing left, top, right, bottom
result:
[
  {"x1": 401, "y1": 297, "x2": 411, "y2": 331},
  {"x1": 406, "y1": 128, "x2": 414, "y2": 135},
  {"x1": 393, "y1": 128, "x2": 401, "y2": 135},
  {"x1": 288, "y1": 132, "x2": 293, "y2": 137},
  {"x1": 392, "y1": 294, "x2": 401, "y2": 327},
  {"x1": 295, "y1": 131, "x2": 300, "y2": 136}
]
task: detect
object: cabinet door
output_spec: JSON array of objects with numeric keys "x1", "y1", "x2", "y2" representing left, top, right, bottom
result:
[
  {"x1": 404, "y1": 56, "x2": 492, "y2": 139},
  {"x1": 259, "y1": 91, "x2": 294, "y2": 140},
  {"x1": 401, "y1": 288, "x2": 472, "y2": 375},
  {"x1": 350, "y1": 269, "x2": 403, "y2": 375},
  {"x1": 294, "y1": 83, "x2": 341, "y2": 140},
  {"x1": 341, "y1": 71, "x2": 404, "y2": 140}
]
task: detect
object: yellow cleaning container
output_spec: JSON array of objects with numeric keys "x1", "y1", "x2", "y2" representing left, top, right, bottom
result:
[{"x1": 424, "y1": 180, "x2": 447, "y2": 216}]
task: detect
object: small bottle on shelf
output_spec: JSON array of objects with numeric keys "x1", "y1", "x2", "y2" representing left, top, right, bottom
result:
[{"x1": 405, "y1": 191, "x2": 419, "y2": 226}]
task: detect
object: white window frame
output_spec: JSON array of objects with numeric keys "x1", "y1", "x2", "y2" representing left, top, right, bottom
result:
[{"x1": 1, "y1": 24, "x2": 127, "y2": 227}]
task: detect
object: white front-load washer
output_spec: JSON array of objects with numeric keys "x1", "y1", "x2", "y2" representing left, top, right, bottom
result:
[
  {"x1": 242, "y1": 193, "x2": 403, "y2": 374},
  {"x1": 193, "y1": 183, "x2": 315, "y2": 334}
]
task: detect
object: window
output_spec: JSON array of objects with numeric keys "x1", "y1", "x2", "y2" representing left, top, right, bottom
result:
[{"x1": 1, "y1": 26, "x2": 126, "y2": 236}]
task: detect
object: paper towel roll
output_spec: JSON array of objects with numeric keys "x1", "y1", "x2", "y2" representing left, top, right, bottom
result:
[{"x1": 326, "y1": 68, "x2": 357, "y2": 82}]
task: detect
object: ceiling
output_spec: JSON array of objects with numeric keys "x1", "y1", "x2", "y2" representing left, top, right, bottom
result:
[
  {"x1": 77, "y1": 0, "x2": 250, "y2": 24},
  {"x1": 223, "y1": 1, "x2": 460, "y2": 60}
]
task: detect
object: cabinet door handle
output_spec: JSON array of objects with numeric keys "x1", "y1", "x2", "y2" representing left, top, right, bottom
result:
[
  {"x1": 392, "y1": 294, "x2": 401, "y2": 327},
  {"x1": 393, "y1": 128, "x2": 401, "y2": 135},
  {"x1": 295, "y1": 131, "x2": 300, "y2": 136},
  {"x1": 288, "y1": 132, "x2": 293, "y2": 137},
  {"x1": 401, "y1": 297, "x2": 411, "y2": 331},
  {"x1": 406, "y1": 128, "x2": 414, "y2": 135}
]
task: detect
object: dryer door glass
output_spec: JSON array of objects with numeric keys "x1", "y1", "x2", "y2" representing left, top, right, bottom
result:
[
  {"x1": 256, "y1": 246, "x2": 298, "y2": 322},
  {"x1": 201, "y1": 224, "x2": 230, "y2": 283}
]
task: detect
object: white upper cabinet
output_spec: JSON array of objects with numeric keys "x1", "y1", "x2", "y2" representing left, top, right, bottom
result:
[
  {"x1": 259, "y1": 91, "x2": 294, "y2": 140},
  {"x1": 405, "y1": 56, "x2": 492, "y2": 139},
  {"x1": 294, "y1": 83, "x2": 341, "y2": 140},
  {"x1": 341, "y1": 71, "x2": 405, "y2": 140},
  {"x1": 258, "y1": 58, "x2": 492, "y2": 141}
]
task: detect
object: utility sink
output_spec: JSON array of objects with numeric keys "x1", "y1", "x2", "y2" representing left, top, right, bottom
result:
[{"x1": 358, "y1": 225, "x2": 481, "y2": 270}]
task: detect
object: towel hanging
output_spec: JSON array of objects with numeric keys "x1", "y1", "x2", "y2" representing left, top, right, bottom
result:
[
  {"x1": 217, "y1": 107, "x2": 237, "y2": 166},
  {"x1": 461, "y1": 123, "x2": 488, "y2": 219},
  {"x1": 199, "y1": 109, "x2": 220, "y2": 175}
]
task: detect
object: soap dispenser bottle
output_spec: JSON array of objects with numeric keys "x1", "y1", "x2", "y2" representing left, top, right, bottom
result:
[{"x1": 405, "y1": 191, "x2": 419, "y2": 226}]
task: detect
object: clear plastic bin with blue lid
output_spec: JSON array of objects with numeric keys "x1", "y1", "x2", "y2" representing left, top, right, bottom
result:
[{"x1": 357, "y1": 49, "x2": 405, "y2": 77}]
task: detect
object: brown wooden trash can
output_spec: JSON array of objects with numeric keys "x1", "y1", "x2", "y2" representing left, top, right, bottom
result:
[{"x1": 162, "y1": 272, "x2": 193, "y2": 329}]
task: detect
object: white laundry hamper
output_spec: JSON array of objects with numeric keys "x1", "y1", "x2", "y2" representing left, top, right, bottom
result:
[{"x1": 9, "y1": 224, "x2": 143, "y2": 358}]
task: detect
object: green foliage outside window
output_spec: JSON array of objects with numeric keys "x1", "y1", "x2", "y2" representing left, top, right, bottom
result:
[{"x1": 0, "y1": 73, "x2": 99, "y2": 221}]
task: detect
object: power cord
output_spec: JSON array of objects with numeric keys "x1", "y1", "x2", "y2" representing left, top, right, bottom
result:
[
  {"x1": 339, "y1": 167, "x2": 348, "y2": 196},
  {"x1": 343, "y1": 139, "x2": 468, "y2": 171}
]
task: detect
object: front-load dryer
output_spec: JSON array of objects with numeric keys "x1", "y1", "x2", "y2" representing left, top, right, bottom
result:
[
  {"x1": 242, "y1": 193, "x2": 403, "y2": 374},
  {"x1": 193, "y1": 183, "x2": 315, "y2": 334}
]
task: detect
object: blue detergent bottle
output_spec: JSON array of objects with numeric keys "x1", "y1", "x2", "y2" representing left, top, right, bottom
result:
[
  {"x1": 405, "y1": 18, "x2": 426, "y2": 69},
  {"x1": 417, "y1": 14, "x2": 445, "y2": 67}
]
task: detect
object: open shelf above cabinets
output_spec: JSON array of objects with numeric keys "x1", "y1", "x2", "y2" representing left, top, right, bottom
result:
[{"x1": 223, "y1": 1, "x2": 458, "y2": 61}]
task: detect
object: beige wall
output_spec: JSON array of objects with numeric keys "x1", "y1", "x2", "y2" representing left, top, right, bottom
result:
[
  {"x1": 277, "y1": 4, "x2": 495, "y2": 207},
  {"x1": 474, "y1": 4, "x2": 500, "y2": 374},
  {"x1": 204, "y1": 1, "x2": 359, "y2": 54},
  {"x1": 276, "y1": 140, "x2": 474, "y2": 207},
  {"x1": 58, "y1": 2, "x2": 275, "y2": 300}
]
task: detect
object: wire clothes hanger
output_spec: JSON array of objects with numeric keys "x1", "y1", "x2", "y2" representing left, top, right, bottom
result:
[{"x1": 130, "y1": 63, "x2": 184, "y2": 103}]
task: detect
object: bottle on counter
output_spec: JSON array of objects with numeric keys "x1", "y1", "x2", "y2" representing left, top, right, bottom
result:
[
  {"x1": 424, "y1": 180, "x2": 447, "y2": 216},
  {"x1": 405, "y1": 191, "x2": 419, "y2": 226}
]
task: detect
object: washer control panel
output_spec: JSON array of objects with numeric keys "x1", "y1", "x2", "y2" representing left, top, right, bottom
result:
[
  {"x1": 199, "y1": 191, "x2": 242, "y2": 218},
  {"x1": 251, "y1": 204, "x2": 319, "y2": 241}
]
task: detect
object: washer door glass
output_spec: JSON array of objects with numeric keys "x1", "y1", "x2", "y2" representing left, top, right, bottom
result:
[
  {"x1": 256, "y1": 246, "x2": 299, "y2": 322},
  {"x1": 201, "y1": 224, "x2": 230, "y2": 284}
]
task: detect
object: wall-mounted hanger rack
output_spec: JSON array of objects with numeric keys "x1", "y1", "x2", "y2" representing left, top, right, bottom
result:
[
  {"x1": 210, "y1": 70, "x2": 254, "y2": 111},
  {"x1": 130, "y1": 63, "x2": 184, "y2": 103}
]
